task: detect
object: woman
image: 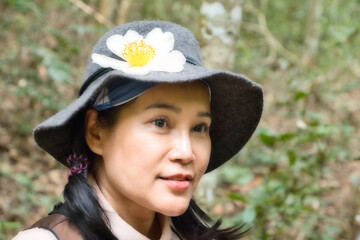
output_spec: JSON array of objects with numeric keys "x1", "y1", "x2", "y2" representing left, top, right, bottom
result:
[{"x1": 13, "y1": 20, "x2": 263, "y2": 240}]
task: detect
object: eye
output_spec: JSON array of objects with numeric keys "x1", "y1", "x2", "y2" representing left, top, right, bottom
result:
[
  {"x1": 152, "y1": 118, "x2": 168, "y2": 128},
  {"x1": 193, "y1": 123, "x2": 209, "y2": 133}
]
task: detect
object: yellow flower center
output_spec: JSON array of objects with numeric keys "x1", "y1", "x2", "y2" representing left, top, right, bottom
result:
[{"x1": 123, "y1": 40, "x2": 156, "y2": 67}]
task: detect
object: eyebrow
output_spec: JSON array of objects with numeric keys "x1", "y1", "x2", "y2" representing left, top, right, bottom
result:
[
  {"x1": 145, "y1": 103, "x2": 181, "y2": 113},
  {"x1": 145, "y1": 103, "x2": 211, "y2": 118},
  {"x1": 197, "y1": 112, "x2": 211, "y2": 118}
]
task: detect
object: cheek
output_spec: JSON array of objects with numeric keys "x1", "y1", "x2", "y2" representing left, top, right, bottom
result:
[
  {"x1": 103, "y1": 126, "x2": 166, "y2": 174},
  {"x1": 101, "y1": 130, "x2": 157, "y2": 193},
  {"x1": 194, "y1": 139, "x2": 212, "y2": 176}
]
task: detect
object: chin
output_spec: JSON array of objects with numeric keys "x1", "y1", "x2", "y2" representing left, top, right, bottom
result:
[
  {"x1": 161, "y1": 207, "x2": 188, "y2": 217},
  {"x1": 156, "y1": 197, "x2": 191, "y2": 216}
]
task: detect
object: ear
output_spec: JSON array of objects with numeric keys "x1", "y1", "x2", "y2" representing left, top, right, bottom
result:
[{"x1": 85, "y1": 109, "x2": 105, "y2": 156}]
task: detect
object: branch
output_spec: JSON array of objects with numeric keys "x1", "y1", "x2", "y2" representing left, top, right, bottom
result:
[
  {"x1": 68, "y1": 0, "x2": 115, "y2": 28},
  {"x1": 243, "y1": 2, "x2": 300, "y2": 65}
]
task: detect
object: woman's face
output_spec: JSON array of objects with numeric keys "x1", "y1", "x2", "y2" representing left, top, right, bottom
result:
[{"x1": 89, "y1": 81, "x2": 211, "y2": 216}]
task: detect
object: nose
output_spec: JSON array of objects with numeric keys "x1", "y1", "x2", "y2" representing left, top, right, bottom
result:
[{"x1": 168, "y1": 132, "x2": 195, "y2": 164}]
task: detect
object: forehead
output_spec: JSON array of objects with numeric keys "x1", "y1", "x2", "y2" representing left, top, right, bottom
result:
[{"x1": 135, "y1": 81, "x2": 210, "y2": 106}]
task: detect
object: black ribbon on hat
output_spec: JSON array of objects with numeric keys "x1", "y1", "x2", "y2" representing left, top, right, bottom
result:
[{"x1": 78, "y1": 56, "x2": 201, "y2": 97}]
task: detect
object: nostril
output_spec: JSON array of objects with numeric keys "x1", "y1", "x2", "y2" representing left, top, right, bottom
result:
[
  {"x1": 168, "y1": 147, "x2": 195, "y2": 163},
  {"x1": 168, "y1": 134, "x2": 194, "y2": 161}
]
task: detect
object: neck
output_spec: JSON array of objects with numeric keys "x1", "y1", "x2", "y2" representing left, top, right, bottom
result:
[{"x1": 89, "y1": 174, "x2": 162, "y2": 239}]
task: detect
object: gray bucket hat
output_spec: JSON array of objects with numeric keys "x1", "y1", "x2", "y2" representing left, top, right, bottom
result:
[{"x1": 33, "y1": 20, "x2": 263, "y2": 173}]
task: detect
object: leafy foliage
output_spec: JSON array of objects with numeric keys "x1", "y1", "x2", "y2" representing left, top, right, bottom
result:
[
  {"x1": 217, "y1": 1, "x2": 360, "y2": 239},
  {"x1": 1, "y1": 0, "x2": 359, "y2": 239}
]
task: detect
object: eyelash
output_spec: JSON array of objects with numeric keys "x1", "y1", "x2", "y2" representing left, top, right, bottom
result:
[
  {"x1": 151, "y1": 117, "x2": 209, "y2": 133},
  {"x1": 152, "y1": 117, "x2": 168, "y2": 128},
  {"x1": 193, "y1": 123, "x2": 210, "y2": 133}
]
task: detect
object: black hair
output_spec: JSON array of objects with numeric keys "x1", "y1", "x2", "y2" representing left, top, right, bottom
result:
[
  {"x1": 62, "y1": 106, "x2": 248, "y2": 239},
  {"x1": 172, "y1": 199, "x2": 248, "y2": 239},
  {"x1": 62, "y1": 108, "x2": 117, "y2": 240}
]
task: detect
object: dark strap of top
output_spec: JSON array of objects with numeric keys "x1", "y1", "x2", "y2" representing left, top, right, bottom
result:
[{"x1": 29, "y1": 202, "x2": 83, "y2": 240}]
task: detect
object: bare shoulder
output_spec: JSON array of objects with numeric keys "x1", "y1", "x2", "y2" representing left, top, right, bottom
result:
[{"x1": 12, "y1": 228, "x2": 58, "y2": 240}]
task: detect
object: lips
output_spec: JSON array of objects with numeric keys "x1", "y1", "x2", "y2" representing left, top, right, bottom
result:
[
  {"x1": 159, "y1": 174, "x2": 193, "y2": 181},
  {"x1": 159, "y1": 174, "x2": 193, "y2": 190}
]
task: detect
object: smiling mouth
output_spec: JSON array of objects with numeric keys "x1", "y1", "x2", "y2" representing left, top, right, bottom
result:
[
  {"x1": 159, "y1": 175, "x2": 193, "y2": 190},
  {"x1": 160, "y1": 176, "x2": 192, "y2": 181}
]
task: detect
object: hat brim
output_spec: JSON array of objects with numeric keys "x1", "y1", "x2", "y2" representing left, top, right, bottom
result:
[{"x1": 33, "y1": 62, "x2": 263, "y2": 172}]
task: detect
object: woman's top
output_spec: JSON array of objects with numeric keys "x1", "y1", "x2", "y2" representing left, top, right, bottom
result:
[{"x1": 13, "y1": 183, "x2": 179, "y2": 240}]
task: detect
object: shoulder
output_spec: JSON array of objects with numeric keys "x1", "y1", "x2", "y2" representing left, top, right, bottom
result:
[
  {"x1": 13, "y1": 213, "x2": 83, "y2": 240},
  {"x1": 12, "y1": 228, "x2": 58, "y2": 240}
]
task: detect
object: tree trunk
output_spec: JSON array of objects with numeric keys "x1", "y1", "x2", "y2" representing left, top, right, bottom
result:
[
  {"x1": 199, "y1": 0, "x2": 243, "y2": 71},
  {"x1": 196, "y1": 0, "x2": 243, "y2": 206},
  {"x1": 302, "y1": 0, "x2": 323, "y2": 68},
  {"x1": 98, "y1": 0, "x2": 115, "y2": 20},
  {"x1": 115, "y1": 0, "x2": 132, "y2": 25}
]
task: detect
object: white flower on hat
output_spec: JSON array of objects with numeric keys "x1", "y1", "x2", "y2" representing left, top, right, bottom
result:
[{"x1": 91, "y1": 28, "x2": 186, "y2": 75}]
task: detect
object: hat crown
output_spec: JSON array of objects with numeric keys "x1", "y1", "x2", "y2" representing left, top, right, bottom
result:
[{"x1": 84, "y1": 21, "x2": 202, "y2": 82}]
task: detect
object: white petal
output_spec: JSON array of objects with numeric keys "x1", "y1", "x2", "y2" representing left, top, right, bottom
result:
[
  {"x1": 92, "y1": 53, "x2": 151, "y2": 75},
  {"x1": 123, "y1": 30, "x2": 143, "y2": 42},
  {"x1": 93, "y1": 28, "x2": 186, "y2": 75},
  {"x1": 144, "y1": 28, "x2": 163, "y2": 44},
  {"x1": 106, "y1": 34, "x2": 127, "y2": 58},
  {"x1": 149, "y1": 50, "x2": 186, "y2": 73},
  {"x1": 91, "y1": 53, "x2": 128, "y2": 70},
  {"x1": 145, "y1": 28, "x2": 174, "y2": 56},
  {"x1": 121, "y1": 66, "x2": 151, "y2": 75}
]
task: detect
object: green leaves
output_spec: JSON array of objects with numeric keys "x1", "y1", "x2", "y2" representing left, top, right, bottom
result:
[
  {"x1": 0, "y1": 221, "x2": 21, "y2": 238},
  {"x1": 33, "y1": 46, "x2": 72, "y2": 84},
  {"x1": 329, "y1": 25, "x2": 356, "y2": 44},
  {"x1": 228, "y1": 193, "x2": 248, "y2": 204},
  {"x1": 233, "y1": 207, "x2": 257, "y2": 225},
  {"x1": 258, "y1": 128, "x2": 278, "y2": 146},
  {"x1": 258, "y1": 128, "x2": 296, "y2": 147},
  {"x1": 1, "y1": 0, "x2": 359, "y2": 239},
  {"x1": 224, "y1": 91, "x2": 354, "y2": 239},
  {"x1": 222, "y1": 166, "x2": 254, "y2": 186}
]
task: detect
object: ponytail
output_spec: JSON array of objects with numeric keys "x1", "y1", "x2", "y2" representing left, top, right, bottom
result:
[
  {"x1": 63, "y1": 174, "x2": 117, "y2": 240},
  {"x1": 60, "y1": 109, "x2": 117, "y2": 239}
]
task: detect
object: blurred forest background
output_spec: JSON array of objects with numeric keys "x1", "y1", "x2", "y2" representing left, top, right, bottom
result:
[{"x1": 1, "y1": 0, "x2": 359, "y2": 239}]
